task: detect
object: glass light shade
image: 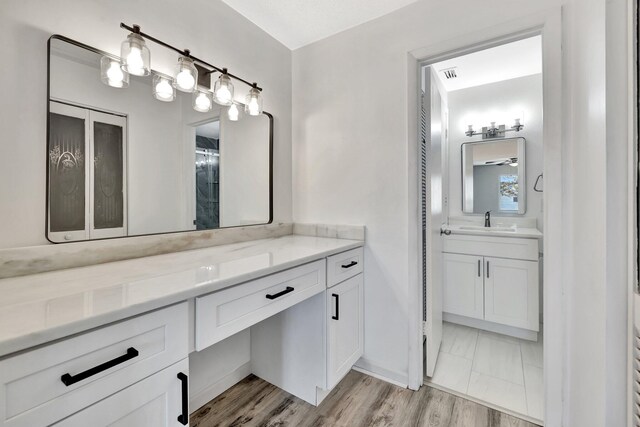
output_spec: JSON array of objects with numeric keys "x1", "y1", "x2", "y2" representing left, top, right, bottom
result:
[
  {"x1": 153, "y1": 75, "x2": 175, "y2": 102},
  {"x1": 244, "y1": 87, "x2": 263, "y2": 116},
  {"x1": 120, "y1": 33, "x2": 150, "y2": 76},
  {"x1": 100, "y1": 56, "x2": 129, "y2": 88},
  {"x1": 227, "y1": 103, "x2": 242, "y2": 121},
  {"x1": 193, "y1": 90, "x2": 213, "y2": 112},
  {"x1": 174, "y1": 56, "x2": 198, "y2": 93},
  {"x1": 213, "y1": 74, "x2": 234, "y2": 106}
]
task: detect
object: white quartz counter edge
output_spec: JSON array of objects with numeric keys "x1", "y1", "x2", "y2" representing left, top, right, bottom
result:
[
  {"x1": 0, "y1": 236, "x2": 364, "y2": 359},
  {"x1": 446, "y1": 225, "x2": 543, "y2": 239}
]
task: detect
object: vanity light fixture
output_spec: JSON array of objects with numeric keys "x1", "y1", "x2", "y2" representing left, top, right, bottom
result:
[
  {"x1": 174, "y1": 51, "x2": 198, "y2": 93},
  {"x1": 193, "y1": 90, "x2": 213, "y2": 112},
  {"x1": 227, "y1": 102, "x2": 241, "y2": 121},
  {"x1": 152, "y1": 74, "x2": 175, "y2": 102},
  {"x1": 465, "y1": 118, "x2": 524, "y2": 139},
  {"x1": 245, "y1": 83, "x2": 263, "y2": 116},
  {"x1": 109, "y1": 23, "x2": 264, "y2": 114},
  {"x1": 100, "y1": 56, "x2": 129, "y2": 88},
  {"x1": 120, "y1": 25, "x2": 150, "y2": 76},
  {"x1": 213, "y1": 70, "x2": 234, "y2": 106}
]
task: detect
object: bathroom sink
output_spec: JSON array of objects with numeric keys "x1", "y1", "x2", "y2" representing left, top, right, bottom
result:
[{"x1": 458, "y1": 225, "x2": 516, "y2": 232}]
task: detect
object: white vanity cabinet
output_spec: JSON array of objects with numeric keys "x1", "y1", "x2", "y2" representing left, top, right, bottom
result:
[
  {"x1": 443, "y1": 233, "x2": 540, "y2": 339},
  {"x1": 442, "y1": 253, "x2": 484, "y2": 320},
  {"x1": 0, "y1": 303, "x2": 189, "y2": 427},
  {"x1": 326, "y1": 248, "x2": 364, "y2": 389}
]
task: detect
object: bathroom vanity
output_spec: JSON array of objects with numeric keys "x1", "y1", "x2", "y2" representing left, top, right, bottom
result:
[
  {"x1": 441, "y1": 223, "x2": 542, "y2": 340},
  {"x1": 0, "y1": 235, "x2": 364, "y2": 427}
]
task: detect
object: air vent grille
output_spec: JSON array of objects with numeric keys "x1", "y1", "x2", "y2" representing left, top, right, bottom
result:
[{"x1": 441, "y1": 68, "x2": 458, "y2": 79}]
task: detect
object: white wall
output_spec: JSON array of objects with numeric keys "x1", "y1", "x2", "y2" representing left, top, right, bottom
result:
[
  {"x1": 447, "y1": 74, "x2": 543, "y2": 230},
  {"x1": 0, "y1": 0, "x2": 292, "y2": 249},
  {"x1": 292, "y1": 0, "x2": 630, "y2": 425}
]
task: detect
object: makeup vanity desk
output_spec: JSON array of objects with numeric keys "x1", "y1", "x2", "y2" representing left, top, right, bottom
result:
[{"x1": 0, "y1": 235, "x2": 364, "y2": 427}]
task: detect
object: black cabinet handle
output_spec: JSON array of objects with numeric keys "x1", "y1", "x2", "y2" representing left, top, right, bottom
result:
[
  {"x1": 341, "y1": 261, "x2": 358, "y2": 269},
  {"x1": 332, "y1": 293, "x2": 340, "y2": 320},
  {"x1": 486, "y1": 261, "x2": 490, "y2": 278},
  {"x1": 266, "y1": 286, "x2": 294, "y2": 300},
  {"x1": 60, "y1": 347, "x2": 139, "y2": 387},
  {"x1": 177, "y1": 372, "x2": 189, "y2": 425},
  {"x1": 478, "y1": 260, "x2": 481, "y2": 277}
]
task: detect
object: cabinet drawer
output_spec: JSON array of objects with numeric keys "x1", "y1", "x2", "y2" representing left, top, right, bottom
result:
[
  {"x1": 326, "y1": 247, "x2": 363, "y2": 288},
  {"x1": 0, "y1": 303, "x2": 188, "y2": 427},
  {"x1": 443, "y1": 234, "x2": 539, "y2": 261},
  {"x1": 54, "y1": 358, "x2": 189, "y2": 427},
  {"x1": 195, "y1": 260, "x2": 326, "y2": 351}
]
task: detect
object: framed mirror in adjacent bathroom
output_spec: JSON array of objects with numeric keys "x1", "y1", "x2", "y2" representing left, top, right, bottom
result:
[
  {"x1": 461, "y1": 137, "x2": 526, "y2": 214},
  {"x1": 47, "y1": 35, "x2": 273, "y2": 243}
]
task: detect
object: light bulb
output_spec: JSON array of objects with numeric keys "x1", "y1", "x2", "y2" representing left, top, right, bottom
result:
[
  {"x1": 228, "y1": 103, "x2": 240, "y2": 121},
  {"x1": 193, "y1": 91, "x2": 213, "y2": 112},
  {"x1": 216, "y1": 86, "x2": 232, "y2": 104},
  {"x1": 101, "y1": 56, "x2": 129, "y2": 88},
  {"x1": 177, "y1": 70, "x2": 195, "y2": 91},
  {"x1": 120, "y1": 29, "x2": 150, "y2": 76},
  {"x1": 213, "y1": 72, "x2": 234, "y2": 106},
  {"x1": 106, "y1": 61, "x2": 124, "y2": 84},
  {"x1": 244, "y1": 85, "x2": 263, "y2": 116},
  {"x1": 126, "y1": 47, "x2": 144, "y2": 75},
  {"x1": 152, "y1": 75, "x2": 175, "y2": 102},
  {"x1": 174, "y1": 55, "x2": 198, "y2": 93}
]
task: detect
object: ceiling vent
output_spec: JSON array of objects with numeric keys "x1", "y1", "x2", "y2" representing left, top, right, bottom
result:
[{"x1": 441, "y1": 67, "x2": 458, "y2": 79}]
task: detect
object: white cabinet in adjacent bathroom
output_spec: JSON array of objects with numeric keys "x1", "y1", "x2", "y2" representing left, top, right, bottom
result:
[
  {"x1": 442, "y1": 253, "x2": 484, "y2": 320},
  {"x1": 442, "y1": 233, "x2": 540, "y2": 339},
  {"x1": 484, "y1": 257, "x2": 539, "y2": 331}
]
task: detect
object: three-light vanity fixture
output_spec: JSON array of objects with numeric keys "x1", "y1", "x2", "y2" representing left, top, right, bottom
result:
[
  {"x1": 100, "y1": 23, "x2": 264, "y2": 121},
  {"x1": 465, "y1": 118, "x2": 524, "y2": 139}
]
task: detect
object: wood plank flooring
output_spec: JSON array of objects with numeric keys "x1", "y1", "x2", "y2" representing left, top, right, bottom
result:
[{"x1": 190, "y1": 371, "x2": 541, "y2": 427}]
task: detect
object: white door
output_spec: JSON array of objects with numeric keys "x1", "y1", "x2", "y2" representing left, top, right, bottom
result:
[
  {"x1": 423, "y1": 67, "x2": 445, "y2": 377},
  {"x1": 327, "y1": 274, "x2": 364, "y2": 389},
  {"x1": 484, "y1": 257, "x2": 539, "y2": 330},
  {"x1": 443, "y1": 253, "x2": 484, "y2": 320},
  {"x1": 54, "y1": 359, "x2": 189, "y2": 427}
]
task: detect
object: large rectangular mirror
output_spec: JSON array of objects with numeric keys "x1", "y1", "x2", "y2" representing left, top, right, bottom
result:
[
  {"x1": 461, "y1": 137, "x2": 526, "y2": 214},
  {"x1": 47, "y1": 36, "x2": 272, "y2": 243}
]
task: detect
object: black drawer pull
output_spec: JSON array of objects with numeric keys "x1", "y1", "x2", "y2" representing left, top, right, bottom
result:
[
  {"x1": 266, "y1": 286, "x2": 294, "y2": 300},
  {"x1": 60, "y1": 347, "x2": 139, "y2": 386},
  {"x1": 341, "y1": 261, "x2": 358, "y2": 269},
  {"x1": 177, "y1": 372, "x2": 189, "y2": 425},
  {"x1": 332, "y1": 293, "x2": 340, "y2": 320}
]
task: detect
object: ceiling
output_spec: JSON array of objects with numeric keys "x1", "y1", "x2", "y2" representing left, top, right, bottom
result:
[
  {"x1": 431, "y1": 36, "x2": 542, "y2": 92},
  {"x1": 221, "y1": 0, "x2": 419, "y2": 50}
]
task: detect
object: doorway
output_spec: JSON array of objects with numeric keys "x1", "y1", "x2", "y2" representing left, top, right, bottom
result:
[{"x1": 420, "y1": 35, "x2": 545, "y2": 424}]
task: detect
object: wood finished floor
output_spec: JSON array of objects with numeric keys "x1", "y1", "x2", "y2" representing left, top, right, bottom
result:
[{"x1": 190, "y1": 371, "x2": 541, "y2": 427}]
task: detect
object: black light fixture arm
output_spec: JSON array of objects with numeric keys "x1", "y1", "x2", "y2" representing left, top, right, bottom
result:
[{"x1": 120, "y1": 23, "x2": 262, "y2": 91}]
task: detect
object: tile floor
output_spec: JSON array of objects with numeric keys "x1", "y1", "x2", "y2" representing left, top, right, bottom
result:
[{"x1": 425, "y1": 322, "x2": 543, "y2": 423}]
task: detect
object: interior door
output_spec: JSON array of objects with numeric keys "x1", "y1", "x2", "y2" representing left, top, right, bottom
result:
[{"x1": 423, "y1": 67, "x2": 445, "y2": 377}]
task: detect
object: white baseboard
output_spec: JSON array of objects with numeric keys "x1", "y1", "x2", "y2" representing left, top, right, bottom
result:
[
  {"x1": 443, "y1": 313, "x2": 538, "y2": 341},
  {"x1": 353, "y1": 359, "x2": 408, "y2": 388},
  {"x1": 189, "y1": 361, "x2": 251, "y2": 413}
]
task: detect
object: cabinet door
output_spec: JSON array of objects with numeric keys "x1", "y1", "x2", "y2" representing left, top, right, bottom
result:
[
  {"x1": 54, "y1": 359, "x2": 189, "y2": 427},
  {"x1": 484, "y1": 257, "x2": 539, "y2": 331},
  {"x1": 327, "y1": 274, "x2": 364, "y2": 389},
  {"x1": 443, "y1": 253, "x2": 484, "y2": 319}
]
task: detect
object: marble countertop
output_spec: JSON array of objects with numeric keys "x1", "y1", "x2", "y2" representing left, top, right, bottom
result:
[
  {"x1": 0, "y1": 235, "x2": 363, "y2": 358},
  {"x1": 445, "y1": 224, "x2": 543, "y2": 239}
]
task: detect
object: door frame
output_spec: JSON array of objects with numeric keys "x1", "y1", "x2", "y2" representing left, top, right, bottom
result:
[{"x1": 406, "y1": 8, "x2": 563, "y2": 425}]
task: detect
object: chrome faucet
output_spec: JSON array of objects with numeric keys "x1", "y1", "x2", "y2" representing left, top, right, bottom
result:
[{"x1": 484, "y1": 211, "x2": 491, "y2": 228}]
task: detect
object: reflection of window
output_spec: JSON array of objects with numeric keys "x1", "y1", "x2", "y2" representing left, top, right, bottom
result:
[{"x1": 499, "y1": 175, "x2": 519, "y2": 211}]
